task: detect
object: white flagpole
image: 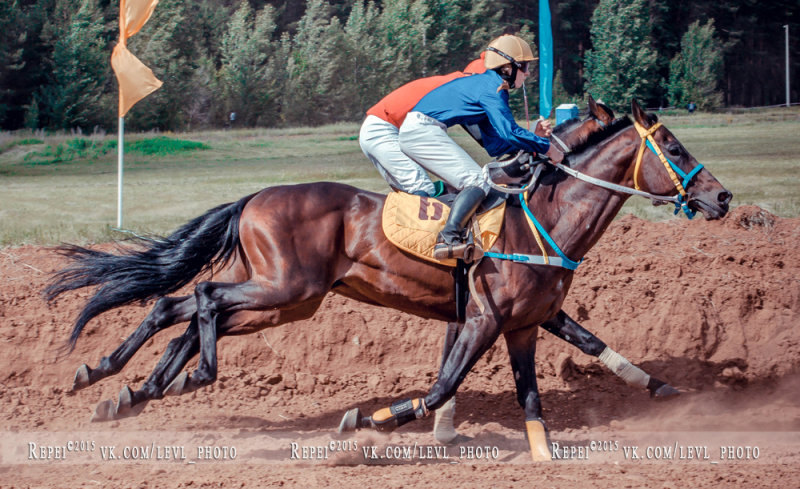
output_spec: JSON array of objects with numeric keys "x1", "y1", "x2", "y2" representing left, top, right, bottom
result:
[
  {"x1": 117, "y1": 116, "x2": 124, "y2": 228},
  {"x1": 786, "y1": 25, "x2": 791, "y2": 108}
]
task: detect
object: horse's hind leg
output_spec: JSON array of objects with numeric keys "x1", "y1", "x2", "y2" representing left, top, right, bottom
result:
[
  {"x1": 93, "y1": 271, "x2": 332, "y2": 422},
  {"x1": 541, "y1": 310, "x2": 679, "y2": 398},
  {"x1": 74, "y1": 295, "x2": 196, "y2": 391},
  {"x1": 92, "y1": 318, "x2": 200, "y2": 421},
  {"x1": 187, "y1": 278, "x2": 330, "y2": 392}
]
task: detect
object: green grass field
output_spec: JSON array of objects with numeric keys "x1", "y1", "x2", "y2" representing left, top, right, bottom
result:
[{"x1": 1, "y1": 107, "x2": 798, "y2": 246}]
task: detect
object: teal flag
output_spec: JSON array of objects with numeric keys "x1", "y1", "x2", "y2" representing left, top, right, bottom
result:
[{"x1": 539, "y1": 0, "x2": 553, "y2": 118}]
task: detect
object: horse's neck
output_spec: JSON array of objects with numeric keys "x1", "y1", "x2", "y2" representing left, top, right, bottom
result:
[{"x1": 523, "y1": 130, "x2": 639, "y2": 261}]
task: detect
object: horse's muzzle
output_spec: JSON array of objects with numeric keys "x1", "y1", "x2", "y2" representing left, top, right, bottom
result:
[{"x1": 689, "y1": 188, "x2": 733, "y2": 220}]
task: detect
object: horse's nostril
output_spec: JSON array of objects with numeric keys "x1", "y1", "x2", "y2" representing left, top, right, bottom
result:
[{"x1": 718, "y1": 191, "x2": 732, "y2": 204}]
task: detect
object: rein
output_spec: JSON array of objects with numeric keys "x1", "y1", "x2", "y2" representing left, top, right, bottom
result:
[{"x1": 483, "y1": 116, "x2": 706, "y2": 271}]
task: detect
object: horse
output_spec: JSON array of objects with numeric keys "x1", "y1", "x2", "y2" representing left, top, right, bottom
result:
[
  {"x1": 48, "y1": 97, "x2": 673, "y2": 432},
  {"x1": 46, "y1": 100, "x2": 730, "y2": 461},
  {"x1": 48, "y1": 96, "x2": 622, "y2": 413}
]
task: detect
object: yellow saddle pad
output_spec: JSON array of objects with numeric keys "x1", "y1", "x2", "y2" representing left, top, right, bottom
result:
[{"x1": 382, "y1": 192, "x2": 506, "y2": 267}]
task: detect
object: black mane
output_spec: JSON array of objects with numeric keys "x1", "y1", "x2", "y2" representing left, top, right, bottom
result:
[{"x1": 566, "y1": 116, "x2": 633, "y2": 156}]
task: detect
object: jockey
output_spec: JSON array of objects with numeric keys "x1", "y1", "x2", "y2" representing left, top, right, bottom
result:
[
  {"x1": 358, "y1": 53, "x2": 487, "y2": 197},
  {"x1": 398, "y1": 34, "x2": 564, "y2": 261}
]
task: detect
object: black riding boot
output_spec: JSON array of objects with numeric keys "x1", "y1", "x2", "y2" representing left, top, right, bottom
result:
[{"x1": 433, "y1": 186, "x2": 486, "y2": 261}]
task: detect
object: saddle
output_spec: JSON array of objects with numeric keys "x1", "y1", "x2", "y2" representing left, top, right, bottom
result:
[
  {"x1": 382, "y1": 191, "x2": 506, "y2": 268},
  {"x1": 382, "y1": 152, "x2": 542, "y2": 267},
  {"x1": 381, "y1": 154, "x2": 540, "y2": 321}
]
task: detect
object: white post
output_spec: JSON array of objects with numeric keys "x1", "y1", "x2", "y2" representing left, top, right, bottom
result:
[
  {"x1": 117, "y1": 116, "x2": 124, "y2": 228},
  {"x1": 786, "y1": 25, "x2": 790, "y2": 108}
]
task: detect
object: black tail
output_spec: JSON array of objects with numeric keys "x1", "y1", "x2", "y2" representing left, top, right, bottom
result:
[{"x1": 45, "y1": 193, "x2": 257, "y2": 350}]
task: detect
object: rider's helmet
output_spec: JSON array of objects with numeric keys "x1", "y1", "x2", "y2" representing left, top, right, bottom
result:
[{"x1": 483, "y1": 35, "x2": 536, "y2": 88}]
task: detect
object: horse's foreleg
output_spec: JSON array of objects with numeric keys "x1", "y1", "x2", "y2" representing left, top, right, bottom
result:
[
  {"x1": 74, "y1": 295, "x2": 196, "y2": 391},
  {"x1": 339, "y1": 315, "x2": 500, "y2": 435},
  {"x1": 433, "y1": 322, "x2": 461, "y2": 443},
  {"x1": 541, "y1": 310, "x2": 679, "y2": 398},
  {"x1": 504, "y1": 325, "x2": 551, "y2": 462}
]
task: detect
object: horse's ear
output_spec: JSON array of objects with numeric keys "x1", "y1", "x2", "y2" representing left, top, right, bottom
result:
[
  {"x1": 588, "y1": 94, "x2": 614, "y2": 126},
  {"x1": 631, "y1": 99, "x2": 651, "y2": 128},
  {"x1": 587, "y1": 95, "x2": 598, "y2": 115}
]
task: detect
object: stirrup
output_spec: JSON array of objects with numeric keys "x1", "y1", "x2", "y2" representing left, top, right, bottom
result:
[
  {"x1": 433, "y1": 241, "x2": 473, "y2": 260},
  {"x1": 433, "y1": 241, "x2": 482, "y2": 262}
]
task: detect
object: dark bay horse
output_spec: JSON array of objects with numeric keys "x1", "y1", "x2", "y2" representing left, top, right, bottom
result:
[{"x1": 47, "y1": 100, "x2": 730, "y2": 461}]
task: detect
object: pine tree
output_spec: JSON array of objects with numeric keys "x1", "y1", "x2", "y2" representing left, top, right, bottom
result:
[
  {"x1": 218, "y1": 0, "x2": 277, "y2": 127},
  {"x1": 553, "y1": 0, "x2": 596, "y2": 97},
  {"x1": 0, "y1": 1, "x2": 27, "y2": 128},
  {"x1": 423, "y1": 0, "x2": 500, "y2": 74},
  {"x1": 376, "y1": 0, "x2": 438, "y2": 82},
  {"x1": 124, "y1": 0, "x2": 205, "y2": 130},
  {"x1": 281, "y1": 0, "x2": 350, "y2": 126},
  {"x1": 583, "y1": 0, "x2": 659, "y2": 111},
  {"x1": 342, "y1": 1, "x2": 385, "y2": 117},
  {"x1": 667, "y1": 20, "x2": 724, "y2": 111},
  {"x1": 37, "y1": 0, "x2": 112, "y2": 130}
]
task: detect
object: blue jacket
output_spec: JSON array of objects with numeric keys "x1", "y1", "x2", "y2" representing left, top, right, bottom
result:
[{"x1": 412, "y1": 70, "x2": 550, "y2": 157}]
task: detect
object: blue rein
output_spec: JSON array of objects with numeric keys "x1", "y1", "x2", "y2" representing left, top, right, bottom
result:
[{"x1": 484, "y1": 133, "x2": 704, "y2": 270}]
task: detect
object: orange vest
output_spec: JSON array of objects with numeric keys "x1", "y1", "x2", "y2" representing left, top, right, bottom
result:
[
  {"x1": 366, "y1": 55, "x2": 486, "y2": 128},
  {"x1": 463, "y1": 52, "x2": 487, "y2": 74},
  {"x1": 366, "y1": 72, "x2": 464, "y2": 128}
]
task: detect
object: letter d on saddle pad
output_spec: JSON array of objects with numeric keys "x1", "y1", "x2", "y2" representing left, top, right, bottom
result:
[{"x1": 382, "y1": 192, "x2": 505, "y2": 267}]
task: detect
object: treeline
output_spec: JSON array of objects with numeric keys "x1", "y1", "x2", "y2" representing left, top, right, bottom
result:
[{"x1": 1, "y1": 0, "x2": 798, "y2": 132}]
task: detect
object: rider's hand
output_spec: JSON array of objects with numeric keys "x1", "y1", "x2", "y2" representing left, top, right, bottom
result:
[
  {"x1": 546, "y1": 145, "x2": 564, "y2": 164},
  {"x1": 535, "y1": 119, "x2": 553, "y2": 138}
]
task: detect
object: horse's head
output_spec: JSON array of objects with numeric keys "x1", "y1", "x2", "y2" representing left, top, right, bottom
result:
[{"x1": 630, "y1": 100, "x2": 732, "y2": 220}]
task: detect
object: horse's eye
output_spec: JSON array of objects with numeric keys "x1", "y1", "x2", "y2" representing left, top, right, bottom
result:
[{"x1": 667, "y1": 145, "x2": 681, "y2": 157}]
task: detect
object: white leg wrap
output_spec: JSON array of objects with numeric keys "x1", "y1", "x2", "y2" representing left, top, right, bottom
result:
[
  {"x1": 598, "y1": 347, "x2": 650, "y2": 389},
  {"x1": 433, "y1": 397, "x2": 458, "y2": 443}
]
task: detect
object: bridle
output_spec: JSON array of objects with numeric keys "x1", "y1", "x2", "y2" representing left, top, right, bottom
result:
[
  {"x1": 631, "y1": 121, "x2": 704, "y2": 219},
  {"x1": 482, "y1": 115, "x2": 707, "y2": 271},
  {"x1": 544, "y1": 117, "x2": 705, "y2": 219}
]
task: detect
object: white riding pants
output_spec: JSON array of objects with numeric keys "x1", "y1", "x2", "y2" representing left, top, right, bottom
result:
[
  {"x1": 359, "y1": 115, "x2": 436, "y2": 196},
  {"x1": 398, "y1": 111, "x2": 489, "y2": 194}
]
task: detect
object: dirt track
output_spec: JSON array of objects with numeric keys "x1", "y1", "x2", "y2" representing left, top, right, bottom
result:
[{"x1": 1, "y1": 205, "x2": 799, "y2": 487}]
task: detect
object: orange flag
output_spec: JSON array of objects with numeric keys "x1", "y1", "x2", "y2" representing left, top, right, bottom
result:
[
  {"x1": 111, "y1": 44, "x2": 163, "y2": 117},
  {"x1": 111, "y1": 0, "x2": 162, "y2": 117},
  {"x1": 122, "y1": 0, "x2": 159, "y2": 38}
]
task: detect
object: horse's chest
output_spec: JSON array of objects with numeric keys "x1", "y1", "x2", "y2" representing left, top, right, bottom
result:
[{"x1": 508, "y1": 271, "x2": 573, "y2": 324}]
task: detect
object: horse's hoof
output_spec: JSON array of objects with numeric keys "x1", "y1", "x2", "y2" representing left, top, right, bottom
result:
[
  {"x1": 525, "y1": 418, "x2": 552, "y2": 462},
  {"x1": 433, "y1": 398, "x2": 458, "y2": 444},
  {"x1": 91, "y1": 400, "x2": 116, "y2": 422},
  {"x1": 164, "y1": 372, "x2": 188, "y2": 396},
  {"x1": 115, "y1": 386, "x2": 146, "y2": 418},
  {"x1": 338, "y1": 408, "x2": 362, "y2": 434},
  {"x1": 651, "y1": 383, "x2": 681, "y2": 399},
  {"x1": 72, "y1": 364, "x2": 91, "y2": 391},
  {"x1": 116, "y1": 385, "x2": 133, "y2": 413}
]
